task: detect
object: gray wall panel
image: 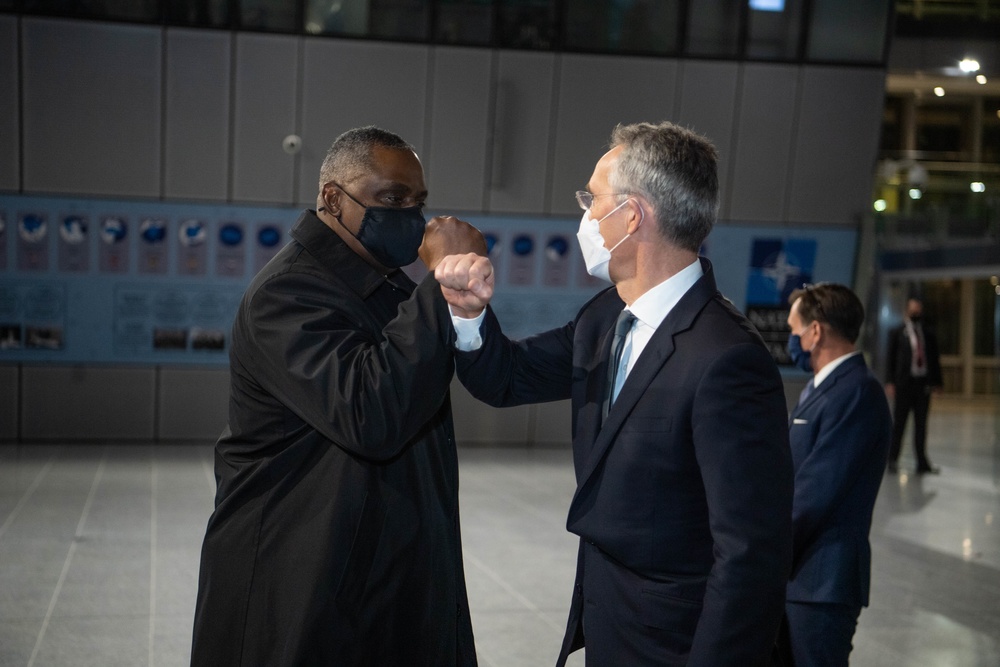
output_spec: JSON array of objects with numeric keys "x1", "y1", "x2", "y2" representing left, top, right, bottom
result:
[
  {"x1": 532, "y1": 399, "x2": 571, "y2": 445},
  {"x1": 728, "y1": 64, "x2": 799, "y2": 222},
  {"x1": 550, "y1": 55, "x2": 679, "y2": 216},
  {"x1": 298, "y1": 40, "x2": 429, "y2": 206},
  {"x1": 21, "y1": 19, "x2": 162, "y2": 197},
  {"x1": 158, "y1": 367, "x2": 228, "y2": 440},
  {"x1": 788, "y1": 67, "x2": 886, "y2": 225},
  {"x1": 0, "y1": 366, "x2": 18, "y2": 440},
  {"x1": 21, "y1": 366, "x2": 155, "y2": 440},
  {"x1": 488, "y1": 52, "x2": 556, "y2": 214},
  {"x1": 675, "y1": 61, "x2": 739, "y2": 220},
  {"x1": 164, "y1": 29, "x2": 231, "y2": 201},
  {"x1": 450, "y1": 379, "x2": 530, "y2": 445},
  {"x1": 231, "y1": 33, "x2": 299, "y2": 204},
  {"x1": 425, "y1": 47, "x2": 492, "y2": 211},
  {"x1": 0, "y1": 17, "x2": 19, "y2": 192}
]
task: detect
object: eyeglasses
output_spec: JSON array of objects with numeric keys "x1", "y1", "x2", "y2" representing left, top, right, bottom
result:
[
  {"x1": 575, "y1": 190, "x2": 629, "y2": 211},
  {"x1": 802, "y1": 283, "x2": 828, "y2": 324}
]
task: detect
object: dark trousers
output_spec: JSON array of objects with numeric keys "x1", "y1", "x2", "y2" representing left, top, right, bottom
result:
[
  {"x1": 890, "y1": 379, "x2": 932, "y2": 469},
  {"x1": 775, "y1": 601, "x2": 861, "y2": 667}
]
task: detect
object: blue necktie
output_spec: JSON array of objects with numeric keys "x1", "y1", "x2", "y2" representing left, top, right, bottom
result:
[
  {"x1": 798, "y1": 379, "x2": 815, "y2": 406},
  {"x1": 604, "y1": 310, "x2": 636, "y2": 418}
]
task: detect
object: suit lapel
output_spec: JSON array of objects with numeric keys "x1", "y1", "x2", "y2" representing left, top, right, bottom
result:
[
  {"x1": 573, "y1": 260, "x2": 717, "y2": 492},
  {"x1": 791, "y1": 355, "x2": 864, "y2": 418}
]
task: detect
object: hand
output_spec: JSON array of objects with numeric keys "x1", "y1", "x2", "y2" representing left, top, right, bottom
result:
[
  {"x1": 419, "y1": 216, "x2": 488, "y2": 271},
  {"x1": 885, "y1": 383, "x2": 895, "y2": 399},
  {"x1": 435, "y1": 253, "x2": 494, "y2": 318}
]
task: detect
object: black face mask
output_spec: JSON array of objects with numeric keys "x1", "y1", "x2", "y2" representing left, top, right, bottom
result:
[
  {"x1": 909, "y1": 314, "x2": 923, "y2": 323},
  {"x1": 329, "y1": 184, "x2": 426, "y2": 268}
]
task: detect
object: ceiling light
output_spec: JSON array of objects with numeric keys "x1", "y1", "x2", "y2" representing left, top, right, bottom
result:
[
  {"x1": 933, "y1": 87, "x2": 945, "y2": 97},
  {"x1": 959, "y1": 58, "x2": 980, "y2": 73},
  {"x1": 976, "y1": 75, "x2": 987, "y2": 84},
  {"x1": 970, "y1": 182, "x2": 986, "y2": 193},
  {"x1": 908, "y1": 188, "x2": 923, "y2": 200},
  {"x1": 873, "y1": 199, "x2": 887, "y2": 212}
]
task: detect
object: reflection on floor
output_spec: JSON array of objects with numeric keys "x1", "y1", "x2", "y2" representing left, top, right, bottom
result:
[{"x1": 0, "y1": 400, "x2": 997, "y2": 666}]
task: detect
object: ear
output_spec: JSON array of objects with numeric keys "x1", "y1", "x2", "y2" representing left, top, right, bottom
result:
[
  {"x1": 624, "y1": 198, "x2": 647, "y2": 235},
  {"x1": 320, "y1": 182, "x2": 342, "y2": 217}
]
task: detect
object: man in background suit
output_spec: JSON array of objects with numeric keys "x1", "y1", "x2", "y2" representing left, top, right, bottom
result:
[
  {"x1": 435, "y1": 121, "x2": 793, "y2": 666},
  {"x1": 779, "y1": 283, "x2": 892, "y2": 666},
  {"x1": 885, "y1": 297, "x2": 943, "y2": 474}
]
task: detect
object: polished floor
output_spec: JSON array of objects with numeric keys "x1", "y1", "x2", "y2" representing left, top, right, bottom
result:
[{"x1": 0, "y1": 399, "x2": 997, "y2": 666}]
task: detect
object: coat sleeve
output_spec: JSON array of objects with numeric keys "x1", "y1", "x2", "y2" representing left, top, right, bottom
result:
[
  {"x1": 454, "y1": 306, "x2": 574, "y2": 407},
  {"x1": 687, "y1": 341, "x2": 794, "y2": 667},
  {"x1": 238, "y1": 270, "x2": 456, "y2": 462}
]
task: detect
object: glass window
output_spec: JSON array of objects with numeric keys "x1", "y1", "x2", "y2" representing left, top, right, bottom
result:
[
  {"x1": 806, "y1": 0, "x2": 889, "y2": 63},
  {"x1": 915, "y1": 103, "x2": 971, "y2": 159},
  {"x1": 685, "y1": 0, "x2": 741, "y2": 58},
  {"x1": 435, "y1": 0, "x2": 493, "y2": 45},
  {"x1": 983, "y1": 97, "x2": 1000, "y2": 163},
  {"x1": 746, "y1": 0, "x2": 802, "y2": 60},
  {"x1": 306, "y1": 0, "x2": 428, "y2": 40},
  {"x1": 497, "y1": 0, "x2": 555, "y2": 50},
  {"x1": 921, "y1": 280, "x2": 960, "y2": 356},
  {"x1": 563, "y1": 0, "x2": 680, "y2": 55},
  {"x1": 78, "y1": 0, "x2": 161, "y2": 21},
  {"x1": 241, "y1": 0, "x2": 298, "y2": 32},
  {"x1": 974, "y1": 278, "x2": 999, "y2": 357},
  {"x1": 167, "y1": 0, "x2": 232, "y2": 28},
  {"x1": 879, "y1": 96, "x2": 904, "y2": 153}
]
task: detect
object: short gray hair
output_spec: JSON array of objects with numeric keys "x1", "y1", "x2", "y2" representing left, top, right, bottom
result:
[
  {"x1": 607, "y1": 121, "x2": 719, "y2": 252},
  {"x1": 318, "y1": 126, "x2": 414, "y2": 190}
]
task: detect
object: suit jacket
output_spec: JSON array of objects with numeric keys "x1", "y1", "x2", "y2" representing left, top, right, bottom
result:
[
  {"x1": 885, "y1": 321, "x2": 942, "y2": 388},
  {"x1": 787, "y1": 354, "x2": 892, "y2": 606},
  {"x1": 456, "y1": 259, "x2": 793, "y2": 667},
  {"x1": 191, "y1": 211, "x2": 477, "y2": 666}
]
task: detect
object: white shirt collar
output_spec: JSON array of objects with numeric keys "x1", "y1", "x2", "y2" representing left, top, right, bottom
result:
[
  {"x1": 625, "y1": 259, "x2": 703, "y2": 329},
  {"x1": 813, "y1": 350, "x2": 861, "y2": 387}
]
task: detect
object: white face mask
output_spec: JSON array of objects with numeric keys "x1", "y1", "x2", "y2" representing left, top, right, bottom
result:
[{"x1": 576, "y1": 198, "x2": 640, "y2": 282}]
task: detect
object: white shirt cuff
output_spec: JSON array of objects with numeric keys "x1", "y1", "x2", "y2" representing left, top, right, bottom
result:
[{"x1": 450, "y1": 307, "x2": 486, "y2": 351}]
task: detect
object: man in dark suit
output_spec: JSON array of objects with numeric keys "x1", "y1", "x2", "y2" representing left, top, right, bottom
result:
[
  {"x1": 779, "y1": 283, "x2": 892, "y2": 666},
  {"x1": 885, "y1": 297, "x2": 943, "y2": 474},
  {"x1": 436, "y1": 121, "x2": 793, "y2": 666},
  {"x1": 191, "y1": 126, "x2": 486, "y2": 666}
]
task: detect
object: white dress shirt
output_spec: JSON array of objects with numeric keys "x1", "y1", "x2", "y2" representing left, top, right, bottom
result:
[
  {"x1": 451, "y1": 259, "x2": 704, "y2": 382},
  {"x1": 813, "y1": 350, "x2": 861, "y2": 388}
]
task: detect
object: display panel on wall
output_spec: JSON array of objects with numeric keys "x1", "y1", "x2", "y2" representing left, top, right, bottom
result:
[
  {"x1": 0, "y1": 195, "x2": 296, "y2": 365},
  {"x1": 0, "y1": 195, "x2": 859, "y2": 368}
]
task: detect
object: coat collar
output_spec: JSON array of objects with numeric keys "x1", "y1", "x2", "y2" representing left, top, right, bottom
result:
[
  {"x1": 289, "y1": 210, "x2": 409, "y2": 299},
  {"x1": 793, "y1": 353, "x2": 866, "y2": 414},
  {"x1": 575, "y1": 257, "x2": 720, "y2": 489}
]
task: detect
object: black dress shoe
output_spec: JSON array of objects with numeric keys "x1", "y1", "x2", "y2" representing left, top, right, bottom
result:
[
  {"x1": 887, "y1": 462, "x2": 899, "y2": 473},
  {"x1": 916, "y1": 464, "x2": 940, "y2": 475}
]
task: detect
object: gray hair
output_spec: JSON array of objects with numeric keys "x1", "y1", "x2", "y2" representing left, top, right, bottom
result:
[
  {"x1": 607, "y1": 121, "x2": 719, "y2": 252},
  {"x1": 318, "y1": 126, "x2": 414, "y2": 190}
]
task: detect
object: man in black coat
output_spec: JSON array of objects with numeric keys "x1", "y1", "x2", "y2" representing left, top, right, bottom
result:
[
  {"x1": 191, "y1": 126, "x2": 486, "y2": 666},
  {"x1": 436, "y1": 121, "x2": 793, "y2": 666},
  {"x1": 885, "y1": 297, "x2": 943, "y2": 474}
]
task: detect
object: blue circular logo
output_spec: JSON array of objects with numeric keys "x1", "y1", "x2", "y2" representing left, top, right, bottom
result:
[
  {"x1": 546, "y1": 236, "x2": 569, "y2": 260},
  {"x1": 219, "y1": 223, "x2": 244, "y2": 247},
  {"x1": 512, "y1": 235, "x2": 534, "y2": 256},
  {"x1": 19, "y1": 213, "x2": 47, "y2": 243},
  {"x1": 257, "y1": 225, "x2": 282, "y2": 248},
  {"x1": 100, "y1": 216, "x2": 128, "y2": 244},
  {"x1": 59, "y1": 215, "x2": 87, "y2": 244},
  {"x1": 140, "y1": 218, "x2": 167, "y2": 244},
  {"x1": 179, "y1": 219, "x2": 207, "y2": 247},
  {"x1": 484, "y1": 233, "x2": 498, "y2": 255}
]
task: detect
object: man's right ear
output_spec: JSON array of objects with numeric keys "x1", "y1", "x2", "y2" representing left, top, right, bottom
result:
[{"x1": 320, "y1": 183, "x2": 341, "y2": 216}]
